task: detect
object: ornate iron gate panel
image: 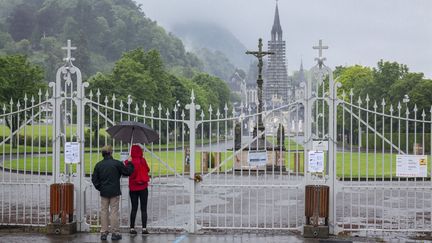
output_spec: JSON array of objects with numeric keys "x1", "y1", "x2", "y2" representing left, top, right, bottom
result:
[
  {"x1": 83, "y1": 91, "x2": 198, "y2": 231},
  {"x1": 194, "y1": 101, "x2": 306, "y2": 230},
  {"x1": 1, "y1": 39, "x2": 432, "y2": 236},
  {"x1": 0, "y1": 92, "x2": 54, "y2": 226},
  {"x1": 334, "y1": 91, "x2": 432, "y2": 233}
]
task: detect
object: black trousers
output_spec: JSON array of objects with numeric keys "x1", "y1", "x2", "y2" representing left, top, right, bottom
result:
[{"x1": 129, "y1": 188, "x2": 148, "y2": 228}]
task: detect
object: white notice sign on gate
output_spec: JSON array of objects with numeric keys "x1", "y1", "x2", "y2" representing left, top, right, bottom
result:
[
  {"x1": 396, "y1": 155, "x2": 427, "y2": 177},
  {"x1": 248, "y1": 151, "x2": 267, "y2": 166},
  {"x1": 312, "y1": 140, "x2": 328, "y2": 151},
  {"x1": 308, "y1": 151, "x2": 324, "y2": 173},
  {"x1": 65, "y1": 142, "x2": 80, "y2": 164}
]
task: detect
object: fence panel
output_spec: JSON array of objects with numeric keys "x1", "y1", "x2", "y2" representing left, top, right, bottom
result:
[{"x1": 0, "y1": 93, "x2": 54, "y2": 226}]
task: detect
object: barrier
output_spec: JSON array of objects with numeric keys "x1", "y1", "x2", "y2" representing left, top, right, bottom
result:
[
  {"x1": 50, "y1": 183, "x2": 74, "y2": 224},
  {"x1": 304, "y1": 185, "x2": 329, "y2": 238}
]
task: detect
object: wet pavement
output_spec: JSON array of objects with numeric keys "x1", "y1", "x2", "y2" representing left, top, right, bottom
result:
[
  {"x1": 1, "y1": 225, "x2": 432, "y2": 242},
  {"x1": 0, "y1": 232, "x2": 372, "y2": 243},
  {"x1": 1, "y1": 230, "x2": 432, "y2": 243}
]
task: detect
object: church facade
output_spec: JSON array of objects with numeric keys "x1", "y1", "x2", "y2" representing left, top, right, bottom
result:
[{"x1": 264, "y1": 3, "x2": 290, "y2": 104}]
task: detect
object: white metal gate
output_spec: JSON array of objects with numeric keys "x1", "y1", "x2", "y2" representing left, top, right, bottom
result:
[
  {"x1": 334, "y1": 87, "x2": 432, "y2": 233},
  {"x1": 0, "y1": 40, "x2": 431, "y2": 236}
]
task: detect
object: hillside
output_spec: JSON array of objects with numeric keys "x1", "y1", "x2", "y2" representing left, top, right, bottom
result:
[
  {"x1": 172, "y1": 21, "x2": 252, "y2": 71},
  {"x1": 0, "y1": 0, "x2": 203, "y2": 80}
]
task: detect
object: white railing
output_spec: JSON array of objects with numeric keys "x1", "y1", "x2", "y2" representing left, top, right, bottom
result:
[{"x1": 1, "y1": 40, "x2": 431, "y2": 236}]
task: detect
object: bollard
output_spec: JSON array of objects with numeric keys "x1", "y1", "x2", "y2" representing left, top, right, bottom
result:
[
  {"x1": 50, "y1": 183, "x2": 74, "y2": 224},
  {"x1": 47, "y1": 183, "x2": 76, "y2": 234},
  {"x1": 304, "y1": 185, "x2": 329, "y2": 238}
]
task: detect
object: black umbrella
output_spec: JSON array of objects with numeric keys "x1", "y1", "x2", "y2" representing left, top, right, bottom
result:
[{"x1": 106, "y1": 121, "x2": 159, "y2": 144}]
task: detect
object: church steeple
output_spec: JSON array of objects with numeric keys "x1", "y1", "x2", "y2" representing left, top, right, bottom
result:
[
  {"x1": 299, "y1": 59, "x2": 305, "y2": 83},
  {"x1": 271, "y1": 2, "x2": 282, "y2": 41},
  {"x1": 266, "y1": 0, "x2": 288, "y2": 103}
]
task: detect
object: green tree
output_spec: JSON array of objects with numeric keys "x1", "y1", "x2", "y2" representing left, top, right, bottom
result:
[
  {"x1": 0, "y1": 55, "x2": 46, "y2": 102},
  {"x1": 0, "y1": 0, "x2": 204, "y2": 78},
  {"x1": 335, "y1": 65, "x2": 374, "y2": 100},
  {"x1": 38, "y1": 36, "x2": 63, "y2": 81},
  {"x1": 6, "y1": 3, "x2": 36, "y2": 41},
  {"x1": 0, "y1": 55, "x2": 47, "y2": 145},
  {"x1": 372, "y1": 60, "x2": 408, "y2": 101},
  {"x1": 388, "y1": 72, "x2": 422, "y2": 102},
  {"x1": 194, "y1": 48, "x2": 236, "y2": 81},
  {"x1": 192, "y1": 73, "x2": 231, "y2": 112},
  {"x1": 88, "y1": 49, "x2": 165, "y2": 108},
  {"x1": 407, "y1": 78, "x2": 432, "y2": 115}
]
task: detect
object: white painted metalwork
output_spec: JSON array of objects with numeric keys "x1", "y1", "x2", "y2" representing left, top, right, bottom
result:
[{"x1": 0, "y1": 39, "x2": 431, "y2": 237}]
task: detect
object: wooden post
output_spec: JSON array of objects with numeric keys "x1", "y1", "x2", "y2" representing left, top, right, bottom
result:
[
  {"x1": 413, "y1": 143, "x2": 423, "y2": 155},
  {"x1": 184, "y1": 146, "x2": 190, "y2": 173},
  {"x1": 293, "y1": 152, "x2": 303, "y2": 172},
  {"x1": 213, "y1": 152, "x2": 221, "y2": 172},
  {"x1": 202, "y1": 152, "x2": 209, "y2": 173}
]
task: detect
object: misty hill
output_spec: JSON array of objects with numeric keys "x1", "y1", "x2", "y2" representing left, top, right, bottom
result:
[
  {"x1": 0, "y1": 0, "x2": 202, "y2": 80},
  {"x1": 194, "y1": 47, "x2": 236, "y2": 82},
  {"x1": 172, "y1": 22, "x2": 252, "y2": 71}
]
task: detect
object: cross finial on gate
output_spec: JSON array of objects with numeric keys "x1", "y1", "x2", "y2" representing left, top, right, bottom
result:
[
  {"x1": 313, "y1": 39, "x2": 328, "y2": 58},
  {"x1": 62, "y1": 40, "x2": 76, "y2": 62},
  {"x1": 312, "y1": 39, "x2": 328, "y2": 68}
]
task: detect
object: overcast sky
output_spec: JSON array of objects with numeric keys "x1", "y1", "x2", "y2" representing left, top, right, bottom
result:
[{"x1": 138, "y1": 0, "x2": 432, "y2": 78}]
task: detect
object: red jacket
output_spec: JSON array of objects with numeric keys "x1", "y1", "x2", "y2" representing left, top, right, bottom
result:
[{"x1": 124, "y1": 145, "x2": 150, "y2": 191}]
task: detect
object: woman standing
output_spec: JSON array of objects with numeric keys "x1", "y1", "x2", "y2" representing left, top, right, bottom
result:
[{"x1": 125, "y1": 144, "x2": 150, "y2": 234}]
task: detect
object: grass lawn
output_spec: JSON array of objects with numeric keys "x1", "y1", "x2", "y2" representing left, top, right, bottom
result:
[
  {"x1": 0, "y1": 124, "x2": 78, "y2": 137},
  {"x1": 266, "y1": 136, "x2": 304, "y2": 150},
  {"x1": 2, "y1": 137, "x2": 430, "y2": 178},
  {"x1": 2, "y1": 151, "x2": 235, "y2": 177},
  {"x1": 286, "y1": 151, "x2": 431, "y2": 178},
  {"x1": 0, "y1": 125, "x2": 232, "y2": 152}
]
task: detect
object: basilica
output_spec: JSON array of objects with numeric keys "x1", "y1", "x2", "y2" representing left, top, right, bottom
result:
[{"x1": 242, "y1": 2, "x2": 306, "y2": 108}]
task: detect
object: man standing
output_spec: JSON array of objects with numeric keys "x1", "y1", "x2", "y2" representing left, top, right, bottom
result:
[{"x1": 92, "y1": 145, "x2": 134, "y2": 241}]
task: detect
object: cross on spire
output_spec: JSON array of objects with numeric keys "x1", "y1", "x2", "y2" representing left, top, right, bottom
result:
[
  {"x1": 62, "y1": 39, "x2": 76, "y2": 62},
  {"x1": 313, "y1": 39, "x2": 328, "y2": 58}
]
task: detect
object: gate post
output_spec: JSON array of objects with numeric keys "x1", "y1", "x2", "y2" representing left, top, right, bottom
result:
[
  {"x1": 326, "y1": 67, "x2": 338, "y2": 235},
  {"x1": 75, "y1": 69, "x2": 90, "y2": 232},
  {"x1": 51, "y1": 40, "x2": 90, "y2": 232},
  {"x1": 185, "y1": 90, "x2": 200, "y2": 233},
  {"x1": 304, "y1": 40, "x2": 339, "y2": 236}
]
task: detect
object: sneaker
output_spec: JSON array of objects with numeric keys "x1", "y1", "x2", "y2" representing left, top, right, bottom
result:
[
  {"x1": 129, "y1": 228, "x2": 137, "y2": 235},
  {"x1": 111, "y1": 233, "x2": 122, "y2": 240},
  {"x1": 142, "y1": 229, "x2": 149, "y2": 234},
  {"x1": 100, "y1": 232, "x2": 108, "y2": 240}
]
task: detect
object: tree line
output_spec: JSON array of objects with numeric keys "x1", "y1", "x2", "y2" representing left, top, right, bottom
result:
[{"x1": 335, "y1": 60, "x2": 432, "y2": 113}]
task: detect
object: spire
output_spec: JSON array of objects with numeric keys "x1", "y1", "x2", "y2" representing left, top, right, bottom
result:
[
  {"x1": 298, "y1": 58, "x2": 306, "y2": 83},
  {"x1": 271, "y1": 2, "x2": 282, "y2": 41}
]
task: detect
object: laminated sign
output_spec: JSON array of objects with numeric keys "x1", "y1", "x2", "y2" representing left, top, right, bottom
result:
[
  {"x1": 308, "y1": 151, "x2": 324, "y2": 173},
  {"x1": 396, "y1": 155, "x2": 427, "y2": 177},
  {"x1": 65, "y1": 142, "x2": 80, "y2": 164},
  {"x1": 248, "y1": 151, "x2": 267, "y2": 166},
  {"x1": 312, "y1": 140, "x2": 328, "y2": 151}
]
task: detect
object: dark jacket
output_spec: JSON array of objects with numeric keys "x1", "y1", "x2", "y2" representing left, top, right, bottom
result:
[
  {"x1": 124, "y1": 145, "x2": 150, "y2": 191},
  {"x1": 92, "y1": 156, "x2": 134, "y2": 198}
]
